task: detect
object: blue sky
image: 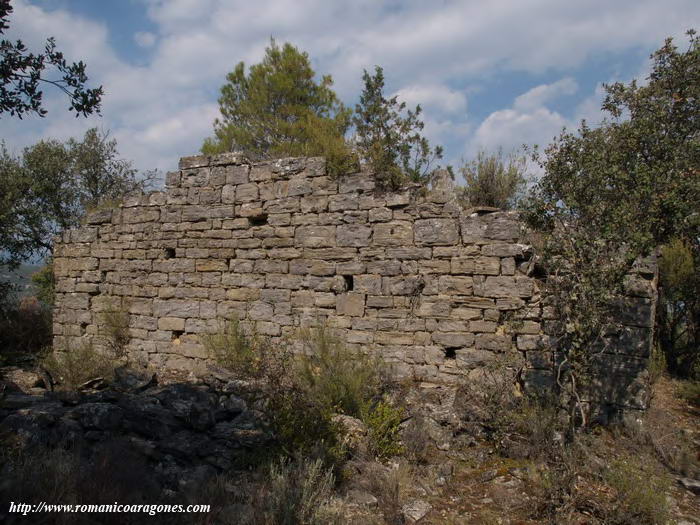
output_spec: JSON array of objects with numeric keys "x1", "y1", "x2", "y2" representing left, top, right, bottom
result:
[{"x1": 1, "y1": 0, "x2": 699, "y2": 180}]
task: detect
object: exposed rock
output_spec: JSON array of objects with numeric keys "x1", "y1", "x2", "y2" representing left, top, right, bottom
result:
[{"x1": 402, "y1": 499, "x2": 432, "y2": 522}]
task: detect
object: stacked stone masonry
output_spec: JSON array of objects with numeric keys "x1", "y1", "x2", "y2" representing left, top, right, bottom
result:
[{"x1": 53, "y1": 154, "x2": 657, "y2": 411}]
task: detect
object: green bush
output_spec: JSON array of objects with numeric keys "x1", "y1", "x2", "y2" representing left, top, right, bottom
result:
[
  {"x1": 202, "y1": 321, "x2": 402, "y2": 467},
  {"x1": 202, "y1": 321, "x2": 345, "y2": 468},
  {"x1": 202, "y1": 318, "x2": 287, "y2": 382},
  {"x1": 458, "y1": 149, "x2": 527, "y2": 210},
  {"x1": 677, "y1": 380, "x2": 700, "y2": 407},
  {"x1": 361, "y1": 399, "x2": 405, "y2": 459},
  {"x1": 31, "y1": 260, "x2": 55, "y2": 306},
  {"x1": 296, "y1": 326, "x2": 382, "y2": 418}
]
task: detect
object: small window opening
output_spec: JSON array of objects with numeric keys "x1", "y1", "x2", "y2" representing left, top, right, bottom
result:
[
  {"x1": 248, "y1": 214, "x2": 268, "y2": 226},
  {"x1": 171, "y1": 330, "x2": 184, "y2": 343},
  {"x1": 444, "y1": 348, "x2": 456, "y2": 359},
  {"x1": 164, "y1": 247, "x2": 176, "y2": 259},
  {"x1": 343, "y1": 275, "x2": 354, "y2": 291}
]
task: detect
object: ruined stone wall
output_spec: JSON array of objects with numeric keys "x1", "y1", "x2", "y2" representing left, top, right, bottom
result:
[{"x1": 52, "y1": 153, "x2": 656, "y2": 412}]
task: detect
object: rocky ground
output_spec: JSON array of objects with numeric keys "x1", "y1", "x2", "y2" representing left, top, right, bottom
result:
[{"x1": 0, "y1": 363, "x2": 698, "y2": 524}]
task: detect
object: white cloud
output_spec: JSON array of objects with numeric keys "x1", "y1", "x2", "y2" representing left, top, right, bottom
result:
[
  {"x1": 471, "y1": 78, "x2": 580, "y2": 155},
  {"x1": 513, "y1": 78, "x2": 578, "y2": 111},
  {"x1": 134, "y1": 31, "x2": 157, "y2": 48},
  {"x1": 394, "y1": 84, "x2": 467, "y2": 115}
]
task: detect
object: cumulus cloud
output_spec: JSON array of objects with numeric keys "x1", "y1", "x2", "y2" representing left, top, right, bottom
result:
[
  {"x1": 394, "y1": 84, "x2": 467, "y2": 115},
  {"x1": 513, "y1": 78, "x2": 578, "y2": 111},
  {"x1": 471, "y1": 78, "x2": 579, "y2": 155}
]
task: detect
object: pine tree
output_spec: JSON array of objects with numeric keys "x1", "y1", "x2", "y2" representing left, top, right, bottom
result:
[
  {"x1": 353, "y1": 66, "x2": 447, "y2": 189},
  {"x1": 202, "y1": 39, "x2": 352, "y2": 174}
]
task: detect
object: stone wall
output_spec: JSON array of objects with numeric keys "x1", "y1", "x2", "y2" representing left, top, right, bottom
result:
[{"x1": 52, "y1": 153, "x2": 657, "y2": 412}]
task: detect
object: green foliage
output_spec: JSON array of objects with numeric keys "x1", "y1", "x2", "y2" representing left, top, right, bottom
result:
[
  {"x1": 604, "y1": 458, "x2": 671, "y2": 525},
  {"x1": 202, "y1": 321, "x2": 345, "y2": 468},
  {"x1": 0, "y1": 130, "x2": 156, "y2": 270},
  {"x1": 676, "y1": 380, "x2": 700, "y2": 407},
  {"x1": 203, "y1": 39, "x2": 352, "y2": 168},
  {"x1": 41, "y1": 340, "x2": 118, "y2": 390},
  {"x1": 0, "y1": 0, "x2": 102, "y2": 118},
  {"x1": 523, "y1": 30, "x2": 700, "y2": 422},
  {"x1": 458, "y1": 149, "x2": 527, "y2": 209},
  {"x1": 202, "y1": 319, "x2": 291, "y2": 383},
  {"x1": 659, "y1": 238, "x2": 699, "y2": 378},
  {"x1": 203, "y1": 321, "x2": 401, "y2": 467},
  {"x1": 296, "y1": 325, "x2": 382, "y2": 418},
  {"x1": 353, "y1": 66, "x2": 448, "y2": 189},
  {"x1": 361, "y1": 399, "x2": 405, "y2": 459},
  {"x1": 31, "y1": 260, "x2": 55, "y2": 306}
]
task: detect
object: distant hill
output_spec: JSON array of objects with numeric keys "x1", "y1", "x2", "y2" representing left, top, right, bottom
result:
[{"x1": 0, "y1": 264, "x2": 42, "y2": 298}]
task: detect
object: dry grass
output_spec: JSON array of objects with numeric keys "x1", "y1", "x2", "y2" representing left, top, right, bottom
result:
[{"x1": 41, "y1": 340, "x2": 119, "y2": 390}]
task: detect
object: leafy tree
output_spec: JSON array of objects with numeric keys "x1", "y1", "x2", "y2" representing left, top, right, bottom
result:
[
  {"x1": 658, "y1": 239, "x2": 699, "y2": 378},
  {"x1": 524, "y1": 30, "x2": 700, "y2": 424},
  {"x1": 0, "y1": 0, "x2": 102, "y2": 118},
  {"x1": 202, "y1": 39, "x2": 353, "y2": 174},
  {"x1": 0, "y1": 128, "x2": 156, "y2": 268},
  {"x1": 458, "y1": 149, "x2": 527, "y2": 209},
  {"x1": 353, "y1": 66, "x2": 448, "y2": 189}
]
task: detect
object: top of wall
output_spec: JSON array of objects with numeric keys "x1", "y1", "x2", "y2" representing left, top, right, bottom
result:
[{"x1": 75, "y1": 152, "x2": 526, "y2": 247}]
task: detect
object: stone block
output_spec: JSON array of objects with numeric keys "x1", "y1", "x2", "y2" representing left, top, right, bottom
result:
[
  {"x1": 295, "y1": 225, "x2": 336, "y2": 248},
  {"x1": 338, "y1": 173, "x2": 375, "y2": 193},
  {"x1": 432, "y1": 332, "x2": 475, "y2": 347},
  {"x1": 414, "y1": 219, "x2": 459, "y2": 246},
  {"x1": 158, "y1": 317, "x2": 185, "y2": 331},
  {"x1": 369, "y1": 207, "x2": 392, "y2": 222},
  {"x1": 153, "y1": 299, "x2": 200, "y2": 318},
  {"x1": 372, "y1": 221, "x2": 413, "y2": 246},
  {"x1": 337, "y1": 224, "x2": 371, "y2": 247},
  {"x1": 236, "y1": 183, "x2": 259, "y2": 202},
  {"x1": 329, "y1": 194, "x2": 359, "y2": 212},
  {"x1": 475, "y1": 333, "x2": 511, "y2": 351},
  {"x1": 481, "y1": 276, "x2": 534, "y2": 298},
  {"x1": 355, "y1": 275, "x2": 382, "y2": 294},
  {"x1": 337, "y1": 293, "x2": 365, "y2": 316},
  {"x1": 438, "y1": 275, "x2": 473, "y2": 295}
]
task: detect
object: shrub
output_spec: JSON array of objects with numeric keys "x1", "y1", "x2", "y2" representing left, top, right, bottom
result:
[
  {"x1": 41, "y1": 340, "x2": 118, "y2": 390},
  {"x1": 0, "y1": 295, "x2": 52, "y2": 357},
  {"x1": 604, "y1": 458, "x2": 671, "y2": 525},
  {"x1": 0, "y1": 439, "x2": 163, "y2": 525},
  {"x1": 366, "y1": 461, "x2": 414, "y2": 525},
  {"x1": 101, "y1": 304, "x2": 130, "y2": 359},
  {"x1": 658, "y1": 238, "x2": 699, "y2": 379},
  {"x1": 203, "y1": 321, "x2": 401, "y2": 467},
  {"x1": 296, "y1": 325, "x2": 383, "y2": 418},
  {"x1": 202, "y1": 318, "x2": 288, "y2": 383},
  {"x1": 202, "y1": 321, "x2": 345, "y2": 468},
  {"x1": 254, "y1": 457, "x2": 340, "y2": 525},
  {"x1": 361, "y1": 399, "x2": 405, "y2": 459},
  {"x1": 677, "y1": 379, "x2": 700, "y2": 407},
  {"x1": 401, "y1": 413, "x2": 431, "y2": 464},
  {"x1": 31, "y1": 260, "x2": 55, "y2": 306},
  {"x1": 458, "y1": 149, "x2": 527, "y2": 209}
]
